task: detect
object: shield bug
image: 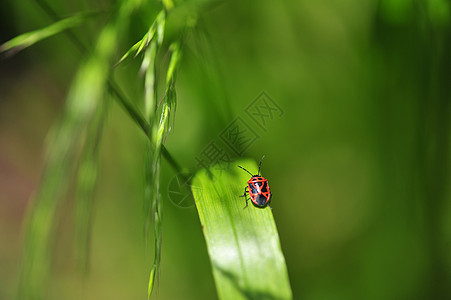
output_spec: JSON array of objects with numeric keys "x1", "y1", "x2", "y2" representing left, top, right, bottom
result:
[{"x1": 238, "y1": 155, "x2": 272, "y2": 209}]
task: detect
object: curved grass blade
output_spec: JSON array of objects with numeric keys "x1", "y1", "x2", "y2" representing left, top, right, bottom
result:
[
  {"x1": 191, "y1": 159, "x2": 293, "y2": 300},
  {"x1": 0, "y1": 12, "x2": 97, "y2": 56}
]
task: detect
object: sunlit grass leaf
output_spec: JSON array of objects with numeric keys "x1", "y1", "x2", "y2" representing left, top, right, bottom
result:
[
  {"x1": 0, "y1": 12, "x2": 96, "y2": 55},
  {"x1": 191, "y1": 159, "x2": 293, "y2": 300}
]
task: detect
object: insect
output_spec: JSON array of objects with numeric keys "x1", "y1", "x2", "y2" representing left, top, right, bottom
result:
[{"x1": 238, "y1": 155, "x2": 272, "y2": 209}]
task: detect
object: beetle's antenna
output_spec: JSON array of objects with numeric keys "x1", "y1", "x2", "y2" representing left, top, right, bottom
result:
[
  {"x1": 257, "y1": 155, "x2": 265, "y2": 175},
  {"x1": 238, "y1": 165, "x2": 253, "y2": 176}
]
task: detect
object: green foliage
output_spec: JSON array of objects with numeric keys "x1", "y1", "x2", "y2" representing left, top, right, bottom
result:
[
  {"x1": 5, "y1": 0, "x2": 450, "y2": 299},
  {"x1": 192, "y1": 159, "x2": 292, "y2": 300}
]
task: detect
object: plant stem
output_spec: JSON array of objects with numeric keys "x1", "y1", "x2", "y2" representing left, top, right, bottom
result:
[{"x1": 107, "y1": 81, "x2": 184, "y2": 175}]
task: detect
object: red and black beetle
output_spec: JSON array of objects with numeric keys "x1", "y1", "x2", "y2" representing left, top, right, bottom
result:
[{"x1": 238, "y1": 156, "x2": 272, "y2": 209}]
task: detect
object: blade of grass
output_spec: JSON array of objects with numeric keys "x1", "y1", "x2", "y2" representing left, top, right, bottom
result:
[
  {"x1": 191, "y1": 159, "x2": 293, "y2": 300},
  {"x1": 0, "y1": 12, "x2": 98, "y2": 55}
]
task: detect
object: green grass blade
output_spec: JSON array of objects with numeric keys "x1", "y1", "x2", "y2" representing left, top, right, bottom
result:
[
  {"x1": 191, "y1": 159, "x2": 293, "y2": 300},
  {"x1": 0, "y1": 12, "x2": 96, "y2": 55}
]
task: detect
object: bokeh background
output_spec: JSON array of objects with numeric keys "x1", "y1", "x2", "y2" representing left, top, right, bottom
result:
[{"x1": 1, "y1": 0, "x2": 451, "y2": 299}]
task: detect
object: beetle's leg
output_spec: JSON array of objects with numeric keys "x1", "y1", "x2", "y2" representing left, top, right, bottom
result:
[
  {"x1": 243, "y1": 197, "x2": 249, "y2": 209},
  {"x1": 240, "y1": 186, "x2": 249, "y2": 209},
  {"x1": 239, "y1": 186, "x2": 248, "y2": 197}
]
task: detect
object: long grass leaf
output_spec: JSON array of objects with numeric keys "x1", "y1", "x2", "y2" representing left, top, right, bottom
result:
[
  {"x1": 191, "y1": 159, "x2": 293, "y2": 300},
  {"x1": 0, "y1": 12, "x2": 96, "y2": 55}
]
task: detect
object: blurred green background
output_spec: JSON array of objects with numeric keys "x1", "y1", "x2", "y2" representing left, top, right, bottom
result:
[{"x1": 1, "y1": 0, "x2": 450, "y2": 299}]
